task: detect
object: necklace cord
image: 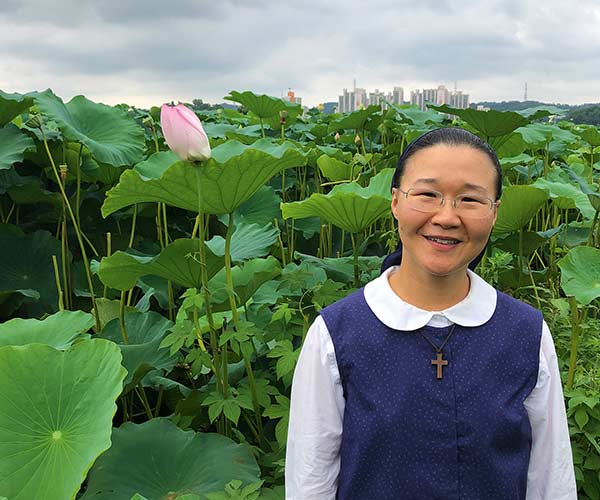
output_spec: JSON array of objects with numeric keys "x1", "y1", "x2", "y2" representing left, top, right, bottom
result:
[{"x1": 418, "y1": 323, "x2": 457, "y2": 352}]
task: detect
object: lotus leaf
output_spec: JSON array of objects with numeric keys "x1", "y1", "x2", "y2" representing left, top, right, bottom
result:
[
  {"x1": 577, "y1": 125, "x2": 600, "y2": 148},
  {"x1": 209, "y1": 256, "x2": 282, "y2": 308},
  {"x1": 100, "y1": 310, "x2": 176, "y2": 389},
  {"x1": 35, "y1": 90, "x2": 145, "y2": 167},
  {"x1": 558, "y1": 246, "x2": 600, "y2": 304},
  {"x1": 317, "y1": 154, "x2": 359, "y2": 182},
  {"x1": 534, "y1": 175, "x2": 595, "y2": 219},
  {"x1": 281, "y1": 168, "x2": 394, "y2": 233},
  {"x1": 386, "y1": 102, "x2": 444, "y2": 126},
  {"x1": 0, "y1": 339, "x2": 126, "y2": 500},
  {"x1": 493, "y1": 185, "x2": 549, "y2": 234},
  {"x1": 224, "y1": 90, "x2": 288, "y2": 118},
  {"x1": 0, "y1": 310, "x2": 92, "y2": 348},
  {"x1": 0, "y1": 230, "x2": 62, "y2": 315},
  {"x1": 0, "y1": 90, "x2": 34, "y2": 126},
  {"x1": 217, "y1": 185, "x2": 282, "y2": 227},
  {"x1": 428, "y1": 105, "x2": 540, "y2": 150},
  {"x1": 327, "y1": 105, "x2": 381, "y2": 133},
  {"x1": 102, "y1": 140, "x2": 305, "y2": 216},
  {"x1": 98, "y1": 238, "x2": 224, "y2": 291},
  {"x1": 206, "y1": 221, "x2": 279, "y2": 263},
  {"x1": 0, "y1": 123, "x2": 35, "y2": 169},
  {"x1": 134, "y1": 150, "x2": 180, "y2": 179},
  {"x1": 81, "y1": 418, "x2": 260, "y2": 500}
]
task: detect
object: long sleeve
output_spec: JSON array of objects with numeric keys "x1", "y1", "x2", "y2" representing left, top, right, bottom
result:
[
  {"x1": 524, "y1": 320, "x2": 577, "y2": 500},
  {"x1": 285, "y1": 315, "x2": 345, "y2": 500}
]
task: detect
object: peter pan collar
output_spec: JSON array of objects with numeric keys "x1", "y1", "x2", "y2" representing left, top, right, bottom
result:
[{"x1": 363, "y1": 266, "x2": 497, "y2": 331}]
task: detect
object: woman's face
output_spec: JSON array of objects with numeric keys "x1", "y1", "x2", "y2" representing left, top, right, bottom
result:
[{"x1": 391, "y1": 143, "x2": 499, "y2": 280}]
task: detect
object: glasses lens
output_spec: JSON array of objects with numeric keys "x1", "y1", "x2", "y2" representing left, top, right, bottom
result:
[
  {"x1": 406, "y1": 189, "x2": 492, "y2": 218},
  {"x1": 406, "y1": 189, "x2": 442, "y2": 212},
  {"x1": 455, "y1": 194, "x2": 492, "y2": 218}
]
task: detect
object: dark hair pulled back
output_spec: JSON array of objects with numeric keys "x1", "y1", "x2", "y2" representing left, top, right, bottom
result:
[{"x1": 381, "y1": 127, "x2": 502, "y2": 274}]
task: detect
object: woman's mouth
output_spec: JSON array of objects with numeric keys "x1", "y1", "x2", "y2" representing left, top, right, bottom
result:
[{"x1": 423, "y1": 235, "x2": 462, "y2": 247}]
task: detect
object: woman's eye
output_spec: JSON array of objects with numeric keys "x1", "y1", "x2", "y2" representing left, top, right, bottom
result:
[
  {"x1": 415, "y1": 191, "x2": 438, "y2": 198},
  {"x1": 461, "y1": 196, "x2": 485, "y2": 204}
]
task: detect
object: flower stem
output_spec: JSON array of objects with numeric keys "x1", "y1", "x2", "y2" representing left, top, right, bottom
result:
[
  {"x1": 224, "y1": 211, "x2": 266, "y2": 446},
  {"x1": 195, "y1": 167, "x2": 222, "y2": 396},
  {"x1": 42, "y1": 129, "x2": 100, "y2": 331}
]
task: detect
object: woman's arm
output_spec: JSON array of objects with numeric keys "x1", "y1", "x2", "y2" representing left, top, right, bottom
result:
[
  {"x1": 523, "y1": 320, "x2": 577, "y2": 500},
  {"x1": 285, "y1": 315, "x2": 345, "y2": 500}
]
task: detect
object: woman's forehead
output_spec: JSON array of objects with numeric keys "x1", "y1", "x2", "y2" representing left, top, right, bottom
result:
[{"x1": 402, "y1": 144, "x2": 497, "y2": 186}]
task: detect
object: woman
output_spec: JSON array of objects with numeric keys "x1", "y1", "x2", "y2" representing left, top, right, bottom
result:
[{"x1": 285, "y1": 128, "x2": 576, "y2": 500}]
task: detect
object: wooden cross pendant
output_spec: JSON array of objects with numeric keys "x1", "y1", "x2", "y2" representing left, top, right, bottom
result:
[{"x1": 431, "y1": 352, "x2": 448, "y2": 380}]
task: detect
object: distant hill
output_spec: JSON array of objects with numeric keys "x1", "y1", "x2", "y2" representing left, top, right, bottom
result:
[{"x1": 472, "y1": 100, "x2": 600, "y2": 125}]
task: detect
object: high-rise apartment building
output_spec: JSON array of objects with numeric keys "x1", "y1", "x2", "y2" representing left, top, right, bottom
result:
[
  {"x1": 410, "y1": 85, "x2": 469, "y2": 111},
  {"x1": 337, "y1": 85, "x2": 404, "y2": 113}
]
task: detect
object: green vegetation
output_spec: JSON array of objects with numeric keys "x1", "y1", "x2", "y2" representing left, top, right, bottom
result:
[{"x1": 0, "y1": 88, "x2": 599, "y2": 499}]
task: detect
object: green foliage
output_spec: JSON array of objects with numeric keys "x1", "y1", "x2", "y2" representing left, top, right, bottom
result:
[{"x1": 0, "y1": 88, "x2": 598, "y2": 498}]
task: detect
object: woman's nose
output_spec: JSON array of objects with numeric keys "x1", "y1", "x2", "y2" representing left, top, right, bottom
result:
[{"x1": 429, "y1": 199, "x2": 462, "y2": 226}]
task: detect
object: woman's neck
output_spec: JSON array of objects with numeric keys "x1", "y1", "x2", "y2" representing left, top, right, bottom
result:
[{"x1": 387, "y1": 262, "x2": 471, "y2": 311}]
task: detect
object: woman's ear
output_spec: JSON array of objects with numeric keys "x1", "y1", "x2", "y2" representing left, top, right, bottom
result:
[{"x1": 391, "y1": 188, "x2": 399, "y2": 220}]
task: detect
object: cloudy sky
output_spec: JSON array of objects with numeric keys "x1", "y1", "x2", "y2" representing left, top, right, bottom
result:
[{"x1": 1, "y1": 0, "x2": 599, "y2": 108}]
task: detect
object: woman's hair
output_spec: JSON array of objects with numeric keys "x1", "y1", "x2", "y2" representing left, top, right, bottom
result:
[
  {"x1": 390, "y1": 127, "x2": 503, "y2": 200},
  {"x1": 381, "y1": 127, "x2": 502, "y2": 274}
]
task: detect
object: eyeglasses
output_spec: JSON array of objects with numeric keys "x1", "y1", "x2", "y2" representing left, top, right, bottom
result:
[{"x1": 396, "y1": 187, "x2": 499, "y2": 219}]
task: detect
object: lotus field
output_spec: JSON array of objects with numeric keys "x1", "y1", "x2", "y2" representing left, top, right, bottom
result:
[{"x1": 1, "y1": 88, "x2": 600, "y2": 499}]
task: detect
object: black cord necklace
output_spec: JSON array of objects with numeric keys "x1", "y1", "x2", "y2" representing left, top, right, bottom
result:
[{"x1": 418, "y1": 324, "x2": 458, "y2": 380}]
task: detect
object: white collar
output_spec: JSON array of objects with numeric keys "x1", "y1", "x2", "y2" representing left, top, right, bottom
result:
[{"x1": 363, "y1": 266, "x2": 497, "y2": 331}]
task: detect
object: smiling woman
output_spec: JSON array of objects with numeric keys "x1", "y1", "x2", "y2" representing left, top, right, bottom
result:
[{"x1": 285, "y1": 128, "x2": 578, "y2": 500}]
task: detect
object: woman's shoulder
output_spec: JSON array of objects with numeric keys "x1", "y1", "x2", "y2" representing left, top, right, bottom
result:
[
  {"x1": 319, "y1": 286, "x2": 366, "y2": 317},
  {"x1": 493, "y1": 287, "x2": 544, "y2": 323}
]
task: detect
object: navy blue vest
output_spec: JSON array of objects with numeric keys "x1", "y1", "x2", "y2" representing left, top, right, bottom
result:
[{"x1": 319, "y1": 287, "x2": 542, "y2": 500}]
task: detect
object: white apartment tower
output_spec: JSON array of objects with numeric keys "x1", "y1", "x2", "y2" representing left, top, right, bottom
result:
[{"x1": 337, "y1": 84, "x2": 404, "y2": 113}]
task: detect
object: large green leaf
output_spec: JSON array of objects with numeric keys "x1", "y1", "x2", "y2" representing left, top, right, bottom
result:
[
  {"x1": 0, "y1": 339, "x2": 126, "y2": 500},
  {"x1": 216, "y1": 185, "x2": 281, "y2": 227},
  {"x1": 133, "y1": 150, "x2": 180, "y2": 179},
  {"x1": 102, "y1": 140, "x2": 306, "y2": 216},
  {"x1": 265, "y1": 99, "x2": 303, "y2": 129},
  {"x1": 317, "y1": 154, "x2": 360, "y2": 182},
  {"x1": 98, "y1": 238, "x2": 224, "y2": 291},
  {"x1": 493, "y1": 185, "x2": 549, "y2": 234},
  {"x1": 100, "y1": 310, "x2": 176, "y2": 389},
  {"x1": 516, "y1": 123, "x2": 578, "y2": 149},
  {"x1": 223, "y1": 91, "x2": 288, "y2": 119},
  {"x1": 577, "y1": 125, "x2": 600, "y2": 148},
  {"x1": 386, "y1": 102, "x2": 445, "y2": 126},
  {"x1": 206, "y1": 222, "x2": 279, "y2": 263},
  {"x1": 428, "y1": 105, "x2": 535, "y2": 150},
  {"x1": 0, "y1": 230, "x2": 62, "y2": 315},
  {"x1": 209, "y1": 256, "x2": 282, "y2": 308},
  {"x1": 0, "y1": 90, "x2": 35, "y2": 127},
  {"x1": 281, "y1": 168, "x2": 394, "y2": 233},
  {"x1": 327, "y1": 105, "x2": 381, "y2": 132},
  {"x1": 35, "y1": 90, "x2": 145, "y2": 167},
  {"x1": 81, "y1": 418, "x2": 260, "y2": 500},
  {"x1": 558, "y1": 246, "x2": 600, "y2": 304},
  {"x1": 0, "y1": 123, "x2": 35, "y2": 169},
  {"x1": 0, "y1": 310, "x2": 92, "y2": 348},
  {"x1": 534, "y1": 169, "x2": 595, "y2": 219}
]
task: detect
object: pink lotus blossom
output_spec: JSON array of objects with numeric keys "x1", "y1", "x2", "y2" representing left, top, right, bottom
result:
[{"x1": 160, "y1": 103, "x2": 211, "y2": 162}]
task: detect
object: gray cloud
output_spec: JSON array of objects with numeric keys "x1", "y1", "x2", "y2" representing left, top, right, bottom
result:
[{"x1": 0, "y1": 0, "x2": 599, "y2": 107}]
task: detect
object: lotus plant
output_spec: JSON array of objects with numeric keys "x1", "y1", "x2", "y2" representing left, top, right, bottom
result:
[{"x1": 160, "y1": 103, "x2": 211, "y2": 162}]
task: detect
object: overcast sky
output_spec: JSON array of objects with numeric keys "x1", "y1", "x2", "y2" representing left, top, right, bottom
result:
[{"x1": 1, "y1": 0, "x2": 599, "y2": 108}]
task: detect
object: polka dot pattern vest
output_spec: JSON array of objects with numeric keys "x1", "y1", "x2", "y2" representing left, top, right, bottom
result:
[{"x1": 320, "y1": 288, "x2": 542, "y2": 500}]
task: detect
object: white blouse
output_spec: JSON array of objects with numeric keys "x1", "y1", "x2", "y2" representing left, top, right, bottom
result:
[{"x1": 285, "y1": 266, "x2": 577, "y2": 500}]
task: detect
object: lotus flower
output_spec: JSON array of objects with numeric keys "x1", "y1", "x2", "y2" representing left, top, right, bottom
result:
[{"x1": 160, "y1": 103, "x2": 211, "y2": 162}]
